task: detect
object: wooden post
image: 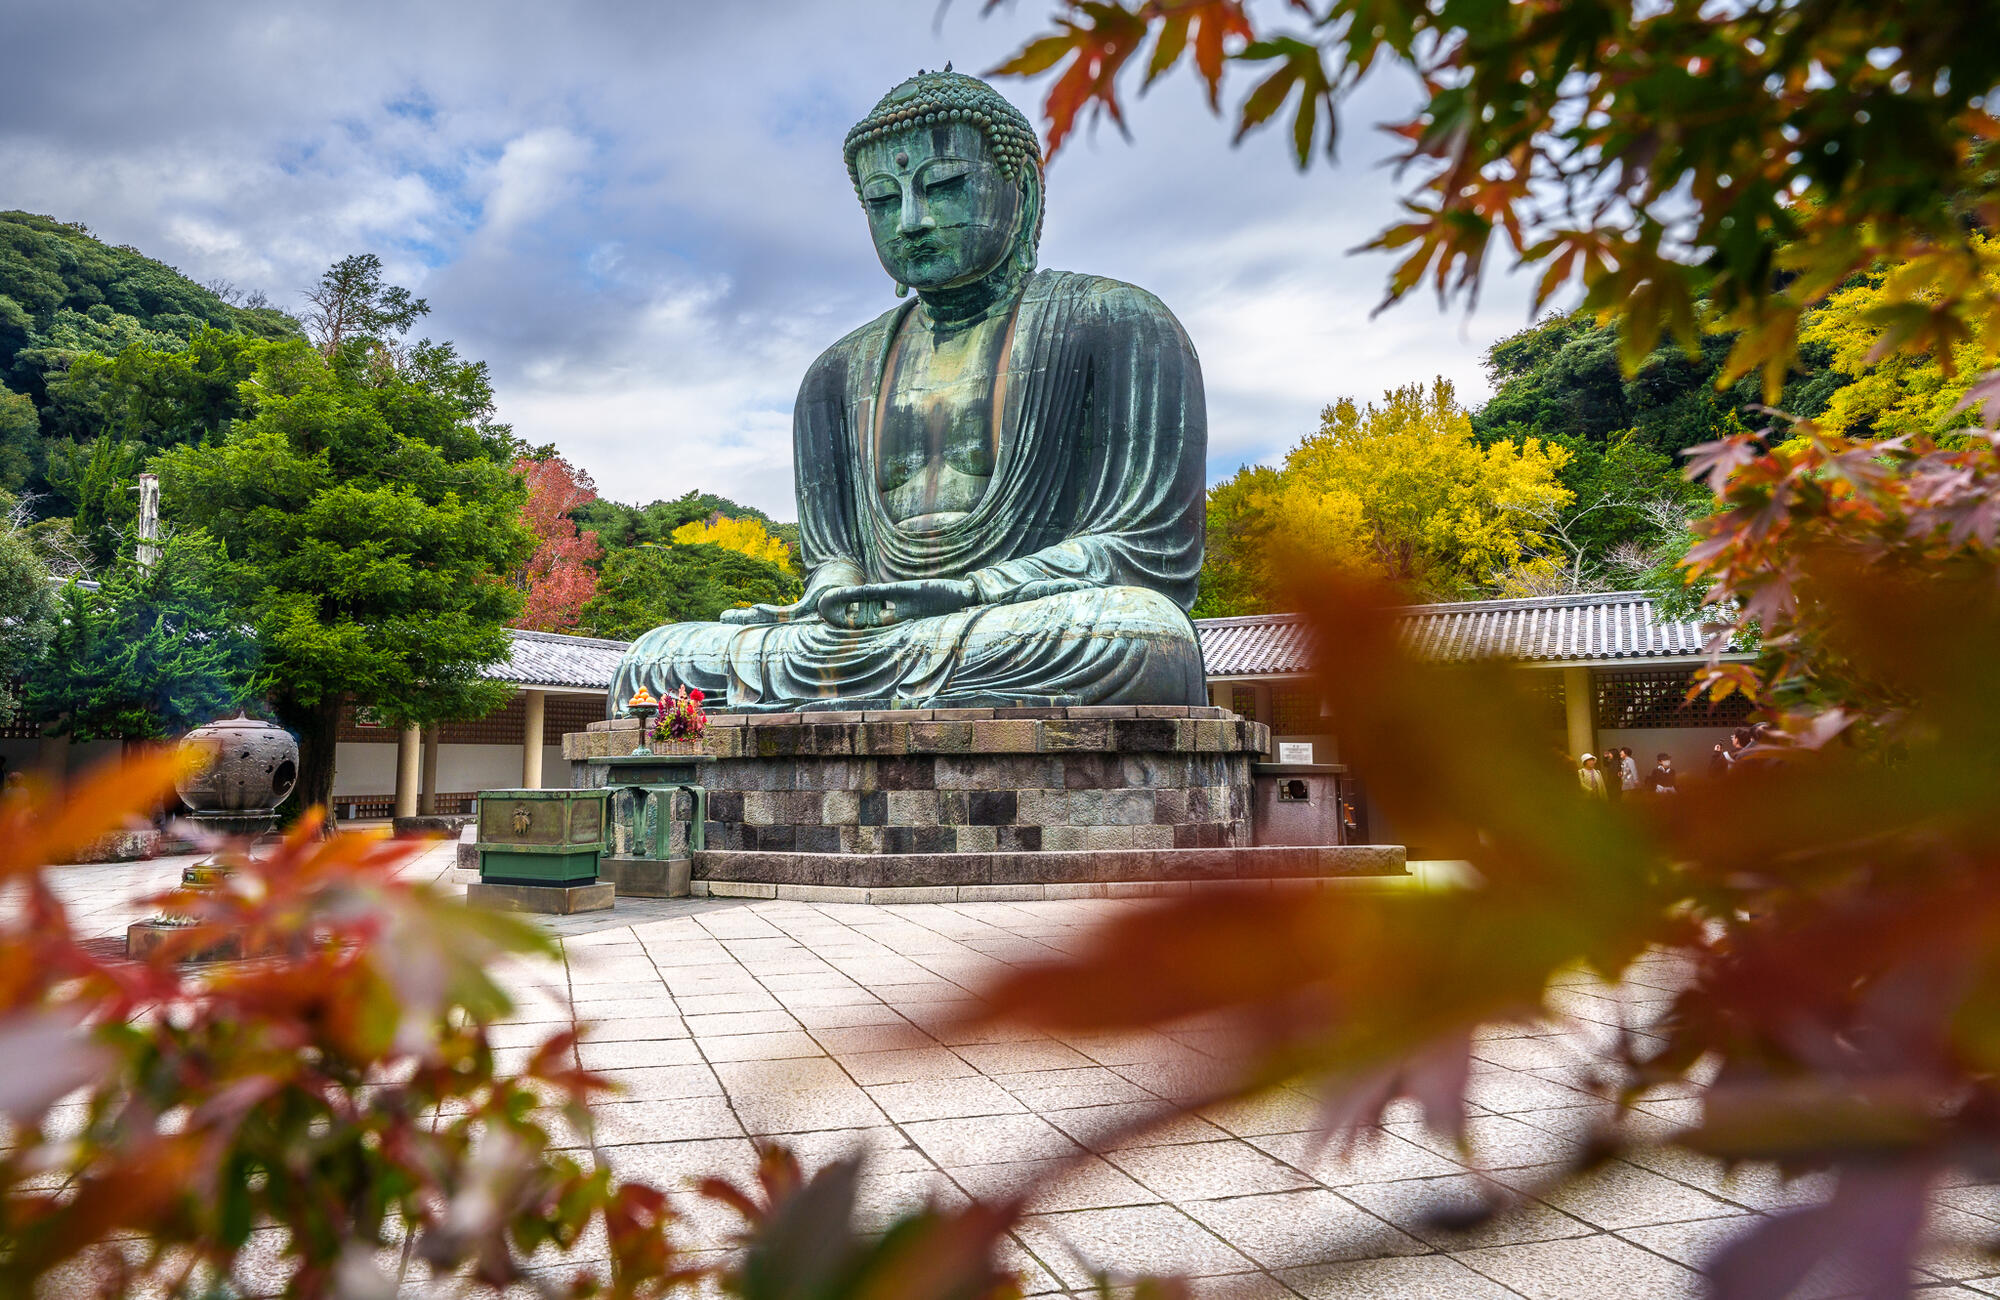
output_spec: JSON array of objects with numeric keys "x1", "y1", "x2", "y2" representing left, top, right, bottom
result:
[
  {"x1": 1563, "y1": 666, "x2": 1596, "y2": 761},
  {"x1": 394, "y1": 725, "x2": 420, "y2": 818},
  {"x1": 136, "y1": 473, "x2": 160, "y2": 569},
  {"x1": 520, "y1": 690, "x2": 545, "y2": 790},
  {"x1": 418, "y1": 725, "x2": 440, "y2": 817}
]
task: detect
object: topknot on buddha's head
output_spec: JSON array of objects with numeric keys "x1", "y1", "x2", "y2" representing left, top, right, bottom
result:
[{"x1": 843, "y1": 68, "x2": 1044, "y2": 191}]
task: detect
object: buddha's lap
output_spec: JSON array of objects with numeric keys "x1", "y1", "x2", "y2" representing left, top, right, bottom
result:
[{"x1": 628, "y1": 584, "x2": 1196, "y2": 668}]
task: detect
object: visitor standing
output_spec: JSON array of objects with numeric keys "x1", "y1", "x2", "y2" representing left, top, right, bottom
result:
[
  {"x1": 1709, "y1": 742, "x2": 1732, "y2": 780},
  {"x1": 1619, "y1": 748, "x2": 1640, "y2": 795},
  {"x1": 1650, "y1": 752, "x2": 1678, "y2": 795},
  {"x1": 1578, "y1": 754, "x2": 1607, "y2": 798}
]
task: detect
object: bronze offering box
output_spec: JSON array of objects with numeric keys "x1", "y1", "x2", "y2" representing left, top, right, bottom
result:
[{"x1": 473, "y1": 788, "x2": 609, "y2": 888}]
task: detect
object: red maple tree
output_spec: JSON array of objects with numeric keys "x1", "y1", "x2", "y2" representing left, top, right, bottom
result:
[{"x1": 510, "y1": 455, "x2": 603, "y2": 633}]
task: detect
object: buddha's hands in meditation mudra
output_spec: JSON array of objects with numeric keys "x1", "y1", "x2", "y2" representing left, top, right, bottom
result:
[
  {"x1": 721, "y1": 577, "x2": 1094, "y2": 630},
  {"x1": 721, "y1": 579, "x2": 975, "y2": 629}
]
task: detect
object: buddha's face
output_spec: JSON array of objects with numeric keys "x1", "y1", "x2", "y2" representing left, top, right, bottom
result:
[{"x1": 853, "y1": 122, "x2": 1023, "y2": 292}]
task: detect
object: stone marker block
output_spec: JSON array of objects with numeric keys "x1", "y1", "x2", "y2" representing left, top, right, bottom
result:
[{"x1": 466, "y1": 881, "x2": 615, "y2": 914}]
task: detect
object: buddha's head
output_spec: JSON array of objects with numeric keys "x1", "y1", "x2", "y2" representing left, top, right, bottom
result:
[{"x1": 844, "y1": 69, "x2": 1044, "y2": 296}]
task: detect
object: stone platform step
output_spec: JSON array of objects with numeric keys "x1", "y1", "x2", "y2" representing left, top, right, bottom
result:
[{"x1": 692, "y1": 843, "x2": 1402, "y2": 903}]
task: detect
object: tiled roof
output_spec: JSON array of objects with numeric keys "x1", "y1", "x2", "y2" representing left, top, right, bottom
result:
[
  {"x1": 491, "y1": 591, "x2": 1727, "y2": 692},
  {"x1": 1197, "y1": 591, "x2": 1731, "y2": 677},
  {"x1": 495, "y1": 628, "x2": 631, "y2": 691}
]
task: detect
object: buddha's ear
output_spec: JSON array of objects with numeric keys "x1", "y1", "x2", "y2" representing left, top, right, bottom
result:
[{"x1": 1012, "y1": 169, "x2": 1044, "y2": 277}]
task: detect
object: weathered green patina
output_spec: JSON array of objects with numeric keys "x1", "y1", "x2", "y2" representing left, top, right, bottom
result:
[{"x1": 612, "y1": 70, "x2": 1208, "y2": 711}]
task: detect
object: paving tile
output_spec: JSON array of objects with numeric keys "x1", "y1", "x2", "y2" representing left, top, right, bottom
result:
[
  {"x1": 901, "y1": 1113, "x2": 1084, "y2": 1167},
  {"x1": 571, "y1": 997, "x2": 678, "y2": 1021},
  {"x1": 836, "y1": 1046, "x2": 975, "y2": 1086},
  {"x1": 952, "y1": 1040, "x2": 1097, "y2": 1075},
  {"x1": 1386, "y1": 1113, "x2": 1583, "y2": 1171},
  {"x1": 1043, "y1": 1102, "x2": 1231, "y2": 1153},
  {"x1": 1280, "y1": 1254, "x2": 1524, "y2": 1299},
  {"x1": 600, "y1": 1135, "x2": 760, "y2": 1190},
  {"x1": 673, "y1": 991, "x2": 784, "y2": 1016},
  {"x1": 1182, "y1": 1189, "x2": 1427, "y2": 1268},
  {"x1": 866, "y1": 1075, "x2": 1026, "y2": 1122},
  {"x1": 1455, "y1": 1233, "x2": 1705, "y2": 1299},
  {"x1": 1469, "y1": 1036, "x2": 1595, "y2": 1071},
  {"x1": 946, "y1": 1154, "x2": 1156, "y2": 1212},
  {"x1": 683, "y1": 1010, "x2": 800, "y2": 1038},
  {"x1": 1249, "y1": 1129, "x2": 1467, "y2": 1186},
  {"x1": 1197, "y1": 1089, "x2": 1324, "y2": 1137},
  {"x1": 1107, "y1": 1139, "x2": 1315, "y2": 1201},
  {"x1": 1463, "y1": 1070, "x2": 1607, "y2": 1115},
  {"x1": 731, "y1": 1086, "x2": 888, "y2": 1136},
  {"x1": 775, "y1": 1126, "x2": 935, "y2": 1176},
  {"x1": 991, "y1": 1067, "x2": 1156, "y2": 1112},
  {"x1": 576, "y1": 1038, "x2": 703, "y2": 1071},
  {"x1": 573, "y1": 1015, "x2": 690, "y2": 1043},
  {"x1": 1342, "y1": 1173, "x2": 1594, "y2": 1250},
  {"x1": 809, "y1": 1021, "x2": 938, "y2": 1055},
  {"x1": 696, "y1": 1031, "x2": 825, "y2": 1063},
  {"x1": 1492, "y1": 1160, "x2": 1741, "y2": 1230},
  {"x1": 790, "y1": 1002, "x2": 909, "y2": 1030},
  {"x1": 592, "y1": 1065, "x2": 722, "y2": 1101},
  {"x1": 712, "y1": 1057, "x2": 852, "y2": 1095},
  {"x1": 1015, "y1": 1204, "x2": 1257, "y2": 1286},
  {"x1": 848, "y1": 1169, "x2": 970, "y2": 1234},
  {"x1": 582, "y1": 1096, "x2": 744, "y2": 1145}
]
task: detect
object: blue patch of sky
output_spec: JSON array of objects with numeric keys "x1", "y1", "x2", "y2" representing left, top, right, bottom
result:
[{"x1": 384, "y1": 89, "x2": 438, "y2": 126}]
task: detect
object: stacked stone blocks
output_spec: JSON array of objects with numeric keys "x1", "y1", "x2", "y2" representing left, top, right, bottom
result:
[{"x1": 563, "y1": 705, "x2": 1266, "y2": 856}]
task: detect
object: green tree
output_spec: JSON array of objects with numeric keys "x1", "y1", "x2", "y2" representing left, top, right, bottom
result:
[
  {"x1": 300, "y1": 253, "x2": 428, "y2": 358},
  {"x1": 1191, "y1": 463, "x2": 1280, "y2": 618},
  {"x1": 25, "y1": 532, "x2": 259, "y2": 742},
  {"x1": 156, "y1": 333, "x2": 532, "y2": 813},
  {"x1": 996, "y1": 1, "x2": 2000, "y2": 400},
  {"x1": 40, "y1": 326, "x2": 262, "y2": 451},
  {"x1": 0, "y1": 495, "x2": 55, "y2": 726},
  {"x1": 43, "y1": 436, "x2": 144, "y2": 568},
  {"x1": 583, "y1": 543, "x2": 801, "y2": 641},
  {"x1": 0, "y1": 211, "x2": 296, "y2": 404},
  {"x1": 573, "y1": 489, "x2": 785, "y2": 552},
  {"x1": 0, "y1": 381, "x2": 36, "y2": 494}
]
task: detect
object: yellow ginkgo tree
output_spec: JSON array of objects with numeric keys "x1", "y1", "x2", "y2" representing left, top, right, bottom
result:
[{"x1": 669, "y1": 514, "x2": 793, "y2": 572}]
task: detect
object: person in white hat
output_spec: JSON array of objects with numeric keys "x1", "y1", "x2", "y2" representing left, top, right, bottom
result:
[{"x1": 1577, "y1": 753, "x2": 1608, "y2": 798}]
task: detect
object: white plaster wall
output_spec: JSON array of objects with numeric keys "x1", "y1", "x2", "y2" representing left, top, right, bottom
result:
[
  {"x1": 0, "y1": 737, "x2": 124, "y2": 781},
  {"x1": 331, "y1": 742, "x2": 398, "y2": 797}
]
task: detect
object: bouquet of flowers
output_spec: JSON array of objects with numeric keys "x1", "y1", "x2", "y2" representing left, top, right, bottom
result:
[{"x1": 656, "y1": 684, "x2": 707, "y2": 742}]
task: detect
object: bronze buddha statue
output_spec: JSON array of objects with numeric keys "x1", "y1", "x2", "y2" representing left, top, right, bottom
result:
[{"x1": 611, "y1": 69, "x2": 1209, "y2": 711}]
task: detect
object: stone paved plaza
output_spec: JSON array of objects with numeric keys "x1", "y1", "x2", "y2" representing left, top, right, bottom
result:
[{"x1": 41, "y1": 844, "x2": 2000, "y2": 1298}]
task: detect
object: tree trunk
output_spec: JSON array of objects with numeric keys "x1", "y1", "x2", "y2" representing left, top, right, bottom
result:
[{"x1": 276, "y1": 695, "x2": 343, "y2": 823}]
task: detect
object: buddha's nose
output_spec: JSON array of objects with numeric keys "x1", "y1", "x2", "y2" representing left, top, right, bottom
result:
[{"x1": 898, "y1": 187, "x2": 935, "y2": 236}]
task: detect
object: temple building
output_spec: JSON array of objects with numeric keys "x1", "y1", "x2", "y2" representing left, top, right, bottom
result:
[{"x1": 294, "y1": 589, "x2": 1754, "y2": 819}]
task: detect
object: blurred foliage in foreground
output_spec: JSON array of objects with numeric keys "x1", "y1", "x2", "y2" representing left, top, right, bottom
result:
[
  {"x1": 0, "y1": 758, "x2": 1023, "y2": 1299},
  {"x1": 979, "y1": 406, "x2": 2000, "y2": 1295}
]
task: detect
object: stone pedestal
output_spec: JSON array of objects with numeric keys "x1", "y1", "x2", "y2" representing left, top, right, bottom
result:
[
  {"x1": 466, "y1": 881, "x2": 615, "y2": 914},
  {"x1": 564, "y1": 706, "x2": 1266, "y2": 855}
]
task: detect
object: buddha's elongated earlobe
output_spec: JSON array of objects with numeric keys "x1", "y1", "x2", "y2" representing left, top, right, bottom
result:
[{"x1": 895, "y1": 280, "x2": 909, "y2": 298}]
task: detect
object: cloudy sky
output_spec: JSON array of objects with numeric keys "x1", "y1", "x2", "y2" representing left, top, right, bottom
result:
[{"x1": 2, "y1": 1, "x2": 1546, "y2": 518}]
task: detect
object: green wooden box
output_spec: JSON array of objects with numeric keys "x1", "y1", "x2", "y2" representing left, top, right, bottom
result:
[{"x1": 474, "y1": 788, "x2": 608, "y2": 887}]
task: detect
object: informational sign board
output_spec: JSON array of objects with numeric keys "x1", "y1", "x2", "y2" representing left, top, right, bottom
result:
[{"x1": 1277, "y1": 741, "x2": 1314, "y2": 765}]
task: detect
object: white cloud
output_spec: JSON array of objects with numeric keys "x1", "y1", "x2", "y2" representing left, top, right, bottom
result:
[{"x1": 1, "y1": 0, "x2": 1551, "y2": 520}]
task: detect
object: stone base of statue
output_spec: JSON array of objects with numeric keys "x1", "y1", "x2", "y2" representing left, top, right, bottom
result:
[
  {"x1": 465, "y1": 880, "x2": 615, "y2": 915},
  {"x1": 598, "y1": 855, "x2": 692, "y2": 898},
  {"x1": 566, "y1": 706, "x2": 1263, "y2": 851},
  {"x1": 562, "y1": 707, "x2": 1408, "y2": 900}
]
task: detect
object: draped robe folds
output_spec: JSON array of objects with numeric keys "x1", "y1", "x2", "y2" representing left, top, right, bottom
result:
[{"x1": 610, "y1": 269, "x2": 1210, "y2": 712}]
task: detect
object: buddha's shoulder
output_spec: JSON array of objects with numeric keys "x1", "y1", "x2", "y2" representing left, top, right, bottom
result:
[{"x1": 1033, "y1": 269, "x2": 1195, "y2": 353}]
